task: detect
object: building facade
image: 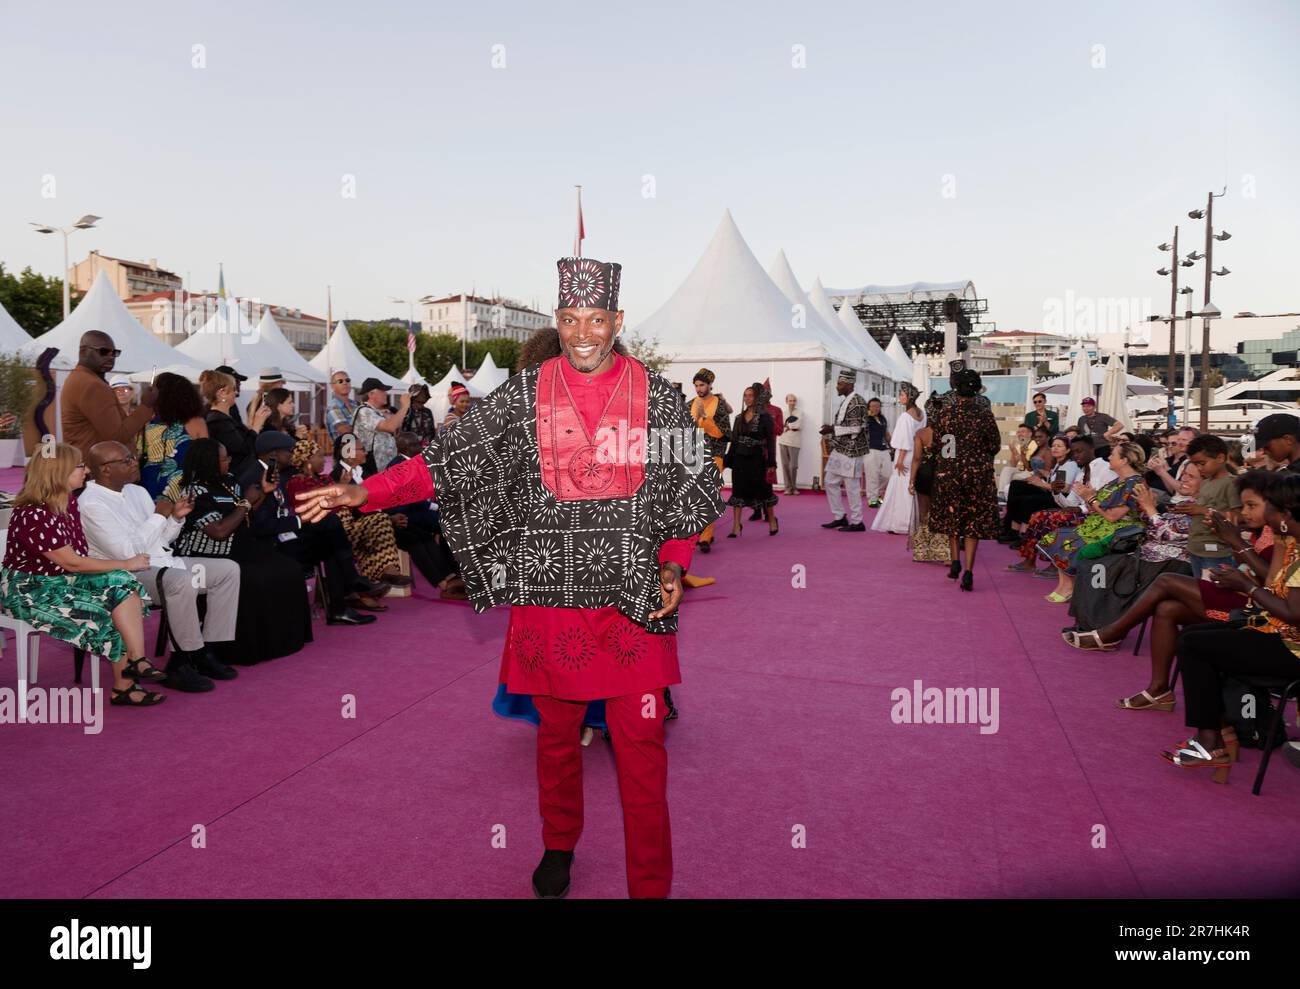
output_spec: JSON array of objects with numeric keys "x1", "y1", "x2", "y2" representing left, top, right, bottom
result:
[
  {"x1": 69, "y1": 251, "x2": 182, "y2": 300},
  {"x1": 976, "y1": 330, "x2": 1076, "y2": 371},
  {"x1": 124, "y1": 291, "x2": 328, "y2": 356},
  {"x1": 421, "y1": 294, "x2": 552, "y2": 343}
]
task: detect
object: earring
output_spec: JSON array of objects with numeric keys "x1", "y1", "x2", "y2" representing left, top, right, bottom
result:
[{"x1": 1282, "y1": 519, "x2": 1290, "y2": 535}]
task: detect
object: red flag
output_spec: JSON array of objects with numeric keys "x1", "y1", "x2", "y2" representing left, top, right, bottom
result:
[{"x1": 407, "y1": 327, "x2": 416, "y2": 354}]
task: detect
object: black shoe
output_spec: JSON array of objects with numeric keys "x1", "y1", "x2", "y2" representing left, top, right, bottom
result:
[
  {"x1": 327, "y1": 607, "x2": 378, "y2": 626},
  {"x1": 664, "y1": 688, "x2": 679, "y2": 721},
  {"x1": 960, "y1": 570, "x2": 973, "y2": 591},
  {"x1": 532, "y1": 849, "x2": 574, "y2": 898},
  {"x1": 822, "y1": 518, "x2": 848, "y2": 529},
  {"x1": 196, "y1": 649, "x2": 238, "y2": 680},
  {"x1": 947, "y1": 561, "x2": 961, "y2": 580},
  {"x1": 351, "y1": 576, "x2": 392, "y2": 598},
  {"x1": 839, "y1": 522, "x2": 866, "y2": 532},
  {"x1": 164, "y1": 655, "x2": 215, "y2": 693},
  {"x1": 749, "y1": 509, "x2": 763, "y2": 521},
  {"x1": 698, "y1": 539, "x2": 711, "y2": 554}
]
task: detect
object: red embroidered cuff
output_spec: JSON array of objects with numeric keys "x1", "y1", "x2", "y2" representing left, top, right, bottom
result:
[
  {"x1": 658, "y1": 535, "x2": 696, "y2": 573},
  {"x1": 360, "y1": 456, "x2": 435, "y2": 512}
]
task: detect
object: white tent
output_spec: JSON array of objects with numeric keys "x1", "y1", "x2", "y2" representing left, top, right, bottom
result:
[
  {"x1": 1097, "y1": 353, "x2": 1128, "y2": 426},
  {"x1": 809, "y1": 279, "x2": 886, "y2": 380},
  {"x1": 885, "y1": 334, "x2": 913, "y2": 378},
  {"x1": 127, "y1": 363, "x2": 203, "y2": 384},
  {"x1": 637, "y1": 211, "x2": 853, "y2": 492},
  {"x1": 470, "y1": 351, "x2": 509, "y2": 394},
  {"x1": 0, "y1": 298, "x2": 31, "y2": 354},
  {"x1": 835, "y1": 298, "x2": 905, "y2": 382},
  {"x1": 912, "y1": 352, "x2": 931, "y2": 403},
  {"x1": 26, "y1": 270, "x2": 199, "y2": 374},
  {"x1": 1035, "y1": 364, "x2": 1166, "y2": 398},
  {"x1": 1064, "y1": 349, "x2": 1094, "y2": 429},
  {"x1": 428, "y1": 363, "x2": 487, "y2": 423},
  {"x1": 766, "y1": 250, "x2": 863, "y2": 368},
  {"x1": 177, "y1": 301, "x2": 323, "y2": 385},
  {"x1": 400, "y1": 360, "x2": 428, "y2": 387},
  {"x1": 309, "y1": 321, "x2": 396, "y2": 390}
]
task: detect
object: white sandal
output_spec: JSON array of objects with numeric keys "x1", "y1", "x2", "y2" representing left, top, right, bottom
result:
[{"x1": 1062, "y1": 629, "x2": 1118, "y2": 652}]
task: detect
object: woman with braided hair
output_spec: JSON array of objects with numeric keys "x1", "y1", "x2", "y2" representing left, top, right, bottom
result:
[{"x1": 872, "y1": 381, "x2": 925, "y2": 536}]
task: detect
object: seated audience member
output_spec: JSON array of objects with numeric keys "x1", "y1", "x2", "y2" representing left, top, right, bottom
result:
[
  {"x1": 61, "y1": 331, "x2": 158, "y2": 454},
  {"x1": 1254, "y1": 413, "x2": 1300, "y2": 473},
  {"x1": 139, "y1": 371, "x2": 208, "y2": 501},
  {"x1": 1002, "y1": 433, "x2": 1067, "y2": 544},
  {"x1": 0, "y1": 443, "x2": 164, "y2": 707},
  {"x1": 1064, "y1": 471, "x2": 1275, "y2": 714},
  {"x1": 402, "y1": 384, "x2": 437, "y2": 446},
  {"x1": 1022, "y1": 392, "x2": 1059, "y2": 434},
  {"x1": 173, "y1": 439, "x2": 313, "y2": 664},
  {"x1": 109, "y1": 375, "x2": 137, "y2": 416},
  {"x1": 1145, "y1": 426, "x2": 1198, "y2": 503},
  {"x1": 326, "y1": 371, "x2": 359, "y2": 442},
  {"x1": 1008, "y1": 435, "x2": 1114, "y2": 574},
  {"x1": 1036, "y1": 441, "x2": 1145, "y2": 603},
  {"x1": 285, "y1": 438, "x2": 412, "y2": 599},
  {"x1": 79, "y1": 441, "x2": 243, "y2": 692},
  {"x1": 1076, "y1": 395, "x2": 1124, "y2": 455},
  {"x1": 260, "y1": 387, "x2": 309, "y2": 440},
  {"x1": 1170, "y1": 434, "x2": 1241, "y2": 578},
  {"x1": 243, "y1": 431, "x2": 384, "y2": 625},
  {"x1": 353, "y1": 377, "x2": 409, "y2": 476},
  {"x1": 204, "y1": 368, "x2": 267, "y2": 477},
  {"x1": 1162, "y1": 474, "x2": 1300, "y2": 781},
  {"x1": 380, "y1": 432, "x2": 467, "y2": 600},
  {"x1": 998, "y1": 424, "x2": 1038, "y2": 499},
  {"x1": 443, "y1": 381, "x2": 471, "y2": 431}
]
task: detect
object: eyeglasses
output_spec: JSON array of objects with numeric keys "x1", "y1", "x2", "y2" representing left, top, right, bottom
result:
[
  {"x1": 74, "y1": 463, "x2": 86, "y2": 470},
  {"x1": 1033, "y1": 398, "x2": 1045, "y2": 404},
  {"x1": 100, "y1": 454, "x2": 138, "y2": 467},
  {"x1": 82, "y1": 346, "x2": 121, "y2": 357}
]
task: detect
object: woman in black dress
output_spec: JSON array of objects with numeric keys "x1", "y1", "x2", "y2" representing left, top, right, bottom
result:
[
  {"x1": 175, "y1": 438, "x2": 313, "y2": 664},
  {"x1": 724, "y1": 383, "x2": 779, "y2": 537},
  {"x1": 928, "y1": 368, "x2": 1002, "y2": 590}
]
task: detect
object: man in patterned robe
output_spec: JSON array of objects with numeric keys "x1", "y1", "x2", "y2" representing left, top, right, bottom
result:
[
  {"x1": 295, "y1": 257, "x2": 724, "y2": 899},
  {"x1": 820, "y1": 368, "x2": 871, "y2": 532}
]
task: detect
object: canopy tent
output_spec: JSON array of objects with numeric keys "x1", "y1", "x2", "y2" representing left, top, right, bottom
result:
[
  {"x1": 428, "y1": 363, "x2": 486, "y2": 424},
  {"x1": 824, "y1": 280, "x2": 979, "y2": 306},
  {"x1": 808, "y1": 279, "x2": 891, "y2": 379},
  {"x1": 1063, "y1": 349, "x2": 1094, "y2": 430},
  {"x1": 1097, "y1": 353, "x2": 1128, "y2": 425},
  {"x1": 26, "y1": 270, "x2": 199, "y2": 373},
  {"x1": 176, "y1": 300, "x2": 323, "y2": 385},
  {"x1": 0, "y1": 298, "x2": 32, "y2": 354},
  {"x1": 885, "y1": 334, "x2": 913, "y2": 378},
  {"x1": 469, "y1": 351, "x2": 509, "y2": 394},
  {"x1": 766, "y1": 250, "x2": 864, "y2": 368},
  {"x1": 1035, "y1": 363, "x2": 1166, "y2": 398},
  {"x1": 400, "y1": 360, "x2": 428, "y2": 388},
  {"x1": 127, "y1": 363, "x2": 204, "y2": 384},
  {"x1": 836, "y1": 299, "x2": 907, "y2": 381},
  {"x1": 309, "y1": 321, "x2": 395, "y2": 391}
]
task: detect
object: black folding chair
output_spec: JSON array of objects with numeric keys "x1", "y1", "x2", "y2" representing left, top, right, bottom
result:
[{"x1": 1239, "y1": 675, "x2": 1300, "y2": 796}]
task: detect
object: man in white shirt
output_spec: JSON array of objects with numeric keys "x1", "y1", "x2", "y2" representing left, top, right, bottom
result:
[
  {"x1": 819, "y1": 369, "x2": 871, "y2": 531},
  {"x1": 80, "y1": 441, "x2": 243, "y2": 692}
]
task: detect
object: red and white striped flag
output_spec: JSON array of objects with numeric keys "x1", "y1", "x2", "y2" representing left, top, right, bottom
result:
[{"x1": 407, "y1": 325, "x2": 416, "y2": 354}]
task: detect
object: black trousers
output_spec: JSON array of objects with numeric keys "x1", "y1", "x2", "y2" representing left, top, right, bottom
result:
[
  {"x1": 393, "y1": 525, "x2": 458, "y2": 587},
  {"x1": 274, "y1": 515, "x2": 360, "y2": 611},
  {"x1": 1176, "y1": 622, "x2": 1300, "y2": 729},
  {"x1": 1006, "y1": 481, "x2": 1056, "y2": 525}
]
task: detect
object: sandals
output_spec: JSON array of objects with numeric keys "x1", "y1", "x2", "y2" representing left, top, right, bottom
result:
[
  {"x1": 111, "y1": 685, "x2": 166, "y2": 707},
  {"x1": 1062, "y1": 629, "x2": 1119, "y2": 652},
  {"x1": 1160, "y1": 738, "x2": 1233, "y2": 783},
  {"x1": 123, "y1": 657, "x2": 167, "y2": 683},
  {"x1": 1045, "y1": 591, "x2": 1073, "y2": 604},
  {"x1": 1116, "y1": 689, "x2": 1175, "y2": 712},
  {"x1": 1006, "y1": 562, "x2": 1033, "y2": 573}
]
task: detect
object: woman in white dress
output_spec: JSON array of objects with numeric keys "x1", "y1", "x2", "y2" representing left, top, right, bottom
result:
[{"x1": 871, "y1": 382, "x2": 926, "y2": 534}]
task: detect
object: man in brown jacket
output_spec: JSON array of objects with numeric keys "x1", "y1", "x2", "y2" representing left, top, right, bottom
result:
[{"x1": 61, "y1": 331, "x2": 158, "y2": 453}]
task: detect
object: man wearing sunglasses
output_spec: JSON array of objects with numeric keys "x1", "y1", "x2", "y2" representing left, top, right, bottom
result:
[
  {"x1": 1021, "y1": 392, "x2": 1059, "y2": 435},
  {"x1": 61, "y1": 331, "x2": 158, "y2": 456},
  {"x1": 325, "y1": 371, "x2": 359, "y2": 441}
]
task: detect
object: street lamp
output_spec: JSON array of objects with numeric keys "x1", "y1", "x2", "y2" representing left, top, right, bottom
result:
[
  {"x1": 30, "y1": 213, "x2": 101, "y2": 317},
  {"x1": 389, "y1": 296, "x2": 419, "y2": 379},
  {"x1": 1185, "y1": 188, "x2": 1228, "y2": 431},
  {"x1": 1157, "y1": 226, "x2": 1180, "y2": 428}
]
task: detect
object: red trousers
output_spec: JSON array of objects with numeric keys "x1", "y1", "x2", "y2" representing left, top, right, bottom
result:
[{"x1": 533, "y1": 691, "x2": 672, "y2": 898}]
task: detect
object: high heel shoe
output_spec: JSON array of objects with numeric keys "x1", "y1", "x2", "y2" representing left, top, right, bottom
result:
[
  {"x1": 960, "y1": 570, "x2": 973, "y2": 591},
  {"x1": 1161, "y1": 738, "x2": 1233, "y2": 783},
  {"x1": 769, "y1": 519, "x2": 779, "y2": 536},
  {"x1": 727, "y1": 526, "x2": 742, "y2": 539},
  {"x1": 947, "y1": 561, "x2": 961, "y2": 580}
]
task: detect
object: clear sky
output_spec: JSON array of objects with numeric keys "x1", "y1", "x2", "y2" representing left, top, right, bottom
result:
[{"x1": 1, "y1": 0, "x2": 1296, "y2": 340}]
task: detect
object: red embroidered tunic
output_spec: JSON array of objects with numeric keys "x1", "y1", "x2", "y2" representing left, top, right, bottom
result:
[{"x1": 360, "y1": 353, "x2": 694, "y2": 701}]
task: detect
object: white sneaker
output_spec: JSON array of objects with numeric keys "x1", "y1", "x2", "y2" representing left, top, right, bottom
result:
[{"x1": 580, "y1": 726, "x2": 594, "y2": 747}]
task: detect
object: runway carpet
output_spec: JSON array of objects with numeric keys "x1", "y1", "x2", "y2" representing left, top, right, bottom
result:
[{"x1": 2, "y1": 483, "x2": 1298, "y2": 899}]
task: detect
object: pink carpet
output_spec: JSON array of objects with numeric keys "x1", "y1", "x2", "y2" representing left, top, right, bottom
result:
[{"x1": 2, "y1": 483, "x2": 1298, "y2": 899}]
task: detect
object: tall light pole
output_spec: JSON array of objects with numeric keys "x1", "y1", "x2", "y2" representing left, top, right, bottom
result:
[
  {"x1": 29, "y1": 214, "x2": 101, "y2": 317},
  {"x1": 390, "y1": 296, "x2": 418, "y2": 378},
  {"x1": 1179, "y1": 285, "x2": 1194, "y2": 424},
  {"x1": 1157, "y1": 228, "x2": 1179, "y2": 427},
  {"x1": 1187, "y1": 189, "x2": 1229, "y2": 431}
]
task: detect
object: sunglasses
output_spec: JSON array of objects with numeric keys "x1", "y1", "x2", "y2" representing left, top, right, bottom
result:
[
  {"x1": 83, "y1": 346, "x2": 122, "y2": 357},
  {"x1": 334, "y1": 377, "x2": 351, "y2": 383}
]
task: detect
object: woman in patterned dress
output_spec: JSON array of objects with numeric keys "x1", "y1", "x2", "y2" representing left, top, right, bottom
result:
[
  {"x1": 908, "y1": 395, "x2": 950, "y2": 564},
  {"x1": 0, "y1": 443, "x2": 165, "y2": 706},
  {"x1": 138, "y1": 371, "x2": 208, "y2": 501},
  {"x1": 284, "y1": 438, "x2": 408, "y2": 592},
  {"x1": 724, "y1": 384, "x2": 779, "y2": 536},
  {"x1": 401, "y1": 384, "x2": 438, "y2": 446},
  {"x1": 1036, "y1": 442, "x2": 1146, "y2": 603},
  {"x1": 927, "y1": 369, "x2": 1001, "y2": 590},
  {"x1": 174, "y1": 439, "x2": 313, "y2": 665}
]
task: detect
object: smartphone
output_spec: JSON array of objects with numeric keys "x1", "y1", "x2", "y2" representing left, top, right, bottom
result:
[{"x1": 1053, "y1": 469, "x2": 1067, "y2": 484}]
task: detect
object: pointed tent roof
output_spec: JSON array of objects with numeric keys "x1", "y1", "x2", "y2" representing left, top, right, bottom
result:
[
  {"x1": 766, "y1": 250, "x2": 863, "y2": 368},
  {"x1": 885, "y1": 333, "x2": 913, "y2": 378},
  {"x1": 808, "y1": 279, "x2": 884, "y2": 374},
  {"x1": 428, "y1": 363, "x2": 487, "y2": 424},
  {"x1": 309, "y1": 321, "x2": 396, "y2": 389},
  {"x1": 635, "y1": 211, "x2": 830, "y2": 362},
  {"x1": 0, "y1": 298, "x2": 31, "y2": 354},
  {"x1": 470, "y1": 351, "x2": 509, "y2": 394},
  {"x1": 400, "y1": 363, "x2": 428, "y2": 387},
  {"x1": 27, "y1": 270, "x2": 198, "y2": 373},
  {"x1": 836, "y1": 297, "x2": 903, "y2": 380},
  {"x1": 178, "y1": 300, "x2": 323, "y2": 384}
]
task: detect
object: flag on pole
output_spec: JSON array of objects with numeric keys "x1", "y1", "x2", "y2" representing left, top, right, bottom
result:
[
  {"x1": 217, "y1": 263, "x2": 226, "y2": 300},
  {"x1": 573, "y1": 186, "x2": 584, "y2": 257},
  {"x1": 407, "y1": 324, "x2": 417, "y2": 355}
]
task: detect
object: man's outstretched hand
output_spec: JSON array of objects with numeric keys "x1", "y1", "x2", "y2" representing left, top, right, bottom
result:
[
  {"x1": 294, "y1": 482, "x2": 368, "y2": 522},
  {"x1": 649, "y1": 562, "x2": 684, "y2": 621}
]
